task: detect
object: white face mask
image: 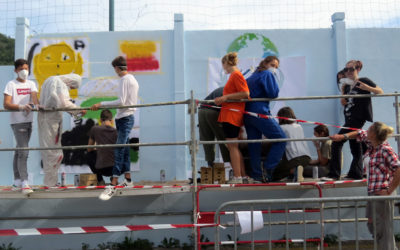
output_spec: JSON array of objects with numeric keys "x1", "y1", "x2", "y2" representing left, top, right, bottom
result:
[
  {"x1": 267, "y1": 67, "x2": 276, "y2": 74},
  {"x1": 339, "y1": 78, "x2": 354, "y2": 86},
  {"x1": 17, "y1": 69, "x2": 29, "y2": 81}
]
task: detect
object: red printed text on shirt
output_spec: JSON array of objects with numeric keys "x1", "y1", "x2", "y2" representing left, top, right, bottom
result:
[{"x1": 17, "y1": 88, "x2": 31, "y2": 95}]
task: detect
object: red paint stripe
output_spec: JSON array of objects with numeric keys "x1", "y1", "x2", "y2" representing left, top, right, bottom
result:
[
  {"x1": 0, "y1": 229, "x2": 18, "y2": 236},
  {"x1": 37, "y1": 228, "x2": 63, "y2": 235},
  {"x1": 82, "y1": 226, "x2": 108, "y2": 233},
  {"x1": 127, "y1": 57, "x2": 159, "y2": 71},
  {"x1": 126, "y1": 225, "x2": 153, "y2": 231}
]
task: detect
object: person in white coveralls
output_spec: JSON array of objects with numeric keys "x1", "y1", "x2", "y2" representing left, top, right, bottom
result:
[{"x1": 38, "y1": 74, "x2": 86, "y2": 187}]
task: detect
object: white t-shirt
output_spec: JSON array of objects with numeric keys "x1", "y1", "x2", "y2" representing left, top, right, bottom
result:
[
  {"x1": 4, "y1": 79, "x2": 38, "y2": 124},
  {"x1": 280, "y1": 123, "x2": 311, "y2": 160},
  {"x1": 101, "y1": 74, "x2": 139, "y2": 119}
]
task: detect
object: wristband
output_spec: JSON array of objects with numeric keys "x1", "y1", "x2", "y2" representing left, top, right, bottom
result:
[
  {"x1": 343, "y1": 134, "x2": 349, "y2": 140},
  {"x1": 18, "y1": 105, "x2": 24, "y2": 111}
]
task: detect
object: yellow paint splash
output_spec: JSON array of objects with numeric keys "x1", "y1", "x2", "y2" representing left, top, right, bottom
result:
[
  {"x1": 33, "y1": 42, "x2": 83, "y2": 98},
  {"x1": 120, "y1": 41, "x2": 156, "y2": 58}
]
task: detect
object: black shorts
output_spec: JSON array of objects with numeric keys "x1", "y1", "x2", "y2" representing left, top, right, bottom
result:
[{"x1": 222, "y1": 122, "x2": 240, "y2": 139}]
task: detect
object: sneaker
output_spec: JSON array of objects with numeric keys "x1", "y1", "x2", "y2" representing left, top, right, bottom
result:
[
  {"x1": 99, "y1": 186, "x2": 116, "y2": 201},
  {"x1": 320, "y1": 177, "x2": 335, "y2": 181},
  {"x1": 296, "y1": 165, "x2": 304, "y2": 182},
  {"x1": 21, "y1": 185, "x2": 33, "y2": 195},
  {"x1": 121, "y1": 179, "x2": 133, "y2": 187},
  {"x1": 242, "y1": 176, "x2": 255, "y2": 184},
  {"x1": 227, "y1": 177, "x2": 243, "y2": 184},
  {"x1": 11, "y1": 185, "x2": 21, "y2": 191}
]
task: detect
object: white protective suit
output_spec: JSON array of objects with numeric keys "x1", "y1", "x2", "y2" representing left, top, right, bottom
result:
[{"x1": 38, "y1": 74, "x2": 82, "y2": 187}]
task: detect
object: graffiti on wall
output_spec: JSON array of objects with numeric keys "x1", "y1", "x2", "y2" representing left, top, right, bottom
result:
[
  {"x1": 59, "y1": 77, "x2": 140, "y2": 173},
  {"x1": 119, "y1": 40, "x2": 161, "y2": 73},
  {"x1": 26, "y1": 37, "x2": 89, "y2": 98}
]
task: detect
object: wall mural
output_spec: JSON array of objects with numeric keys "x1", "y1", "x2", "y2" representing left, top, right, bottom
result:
[
  {"x1": 27, "y1": 37, "x2": 89, "y2": 98},
  {"x1": 207, "y1": 32, "x2": 306, "y2": 115},
  {"x1": 65, "y1": 77, "x2": 141, "y2": 173},
  {"x1": 26, "y1": 37, "x2": 140, "y2": 174},
  {"x1": 119, "y1": 40, "x2": 161, "y2": 73}
]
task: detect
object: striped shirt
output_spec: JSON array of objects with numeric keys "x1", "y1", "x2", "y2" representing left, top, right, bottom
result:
[{"x1": 357, "y1": 130, "x2": 400, "y2": 194}]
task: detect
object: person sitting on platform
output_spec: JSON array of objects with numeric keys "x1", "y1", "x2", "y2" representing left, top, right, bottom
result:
[
  {"x1": 304, "y1": 124, "x2": 331, "y2": 178},
  {"x1": 87, "y1": 109, "x2": 117, "y2": 185},
  {"x1": 272, "y1": 107, "x2": 311, "y2": 182}
]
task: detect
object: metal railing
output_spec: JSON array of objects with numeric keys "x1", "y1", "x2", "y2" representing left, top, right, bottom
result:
[
  {"x1": 214, "y1": 195, "x2": 400, "y2": 250},
  {"x1": 0, "y1": 92, "x2": 399, "y2": 250}
]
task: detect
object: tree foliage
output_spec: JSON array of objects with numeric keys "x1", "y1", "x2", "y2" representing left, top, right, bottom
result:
[{"x1": 0, "y1": 33, "x2": 15, "y2": 65}]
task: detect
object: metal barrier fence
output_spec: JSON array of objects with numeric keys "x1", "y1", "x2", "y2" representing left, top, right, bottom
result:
[
  {"x1": 0, "y1": 92, "x2": 400, "y2": 250},
  {"x1": 214, "y1": 195, "x2": 400, "y2": 250}
]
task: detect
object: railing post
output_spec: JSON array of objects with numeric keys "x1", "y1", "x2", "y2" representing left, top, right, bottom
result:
[
  {"x1": 394, "y1": 92, "x2": 400, "y2": 155},
  {"x1": 189, "y1": 91, "x2": 199, "y2": 250}
]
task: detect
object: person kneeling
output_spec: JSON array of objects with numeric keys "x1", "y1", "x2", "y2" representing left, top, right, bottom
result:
[
  {"x1": 272, "y1": 107, "x2": 311, "y2": 182},
  {"x1": 304, "y1": 125, "x2": 331, "y2": 178},
  {"x1": 87, "y1": 109, "x2": 117, "y2": 185}
]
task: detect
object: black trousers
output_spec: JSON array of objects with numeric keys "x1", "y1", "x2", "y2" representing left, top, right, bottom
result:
[
  {"x1": 87, "y1": 151, "x2": 113, "y2": 182},
  {"x1": 328, "y1": 117, "x2": 365, "y2": 179}
]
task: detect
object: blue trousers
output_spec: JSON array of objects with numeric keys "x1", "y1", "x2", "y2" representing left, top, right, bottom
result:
[
  {"x1": 244, "y1": 115, "x2": 286, "y2": 180},
  {"x1": 113, "y1": 115, "x2": 135, "y2": 177}
]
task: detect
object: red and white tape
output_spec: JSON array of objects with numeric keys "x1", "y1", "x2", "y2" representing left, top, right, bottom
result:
[
  {"x1": 0, "y1": 223, "x2": 216, "y2": 236},
  {"x1": 0, "y1": 184, "x2": 184, "y2": 192},
  {"x1": 200, "y1": 103, "x2": 364, "y2": 132},
  {"x1": 200, "y1": 179, "x2": 366, "y2": 188},
  {"x1": 0, "y1": 179, "x2": 366, "y2": 192}
]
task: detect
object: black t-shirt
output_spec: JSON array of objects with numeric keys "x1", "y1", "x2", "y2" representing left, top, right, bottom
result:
[
  {"x1": 89, "y1": 125, "x2": 118, "y2": 169},
  {"x1": 200, "y1": 87, "x2": 224, "y2": 111},
  {"x1": 343, "y1": 77, "x2": 376, "y2": 122}
]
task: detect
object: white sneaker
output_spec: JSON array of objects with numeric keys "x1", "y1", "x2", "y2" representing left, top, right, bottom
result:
[
  {"x1": 11, "y1": 185, "x2": 21, "y2": 191},
  {"x1": 242, "y1": 176, "x2": 254, "y2": 184},
  {"x1": 99, "y1": 186, "x2": 116, "y2": 201},
  {"x1": 121, "y1": 179, "x2": 133, "y2": 187},
  {"x1": 21, "y1": 185, "x2": 33, "y2": 195},
  {"x1": 227, "y1": 177, "x2": 243, "y2": 184}
]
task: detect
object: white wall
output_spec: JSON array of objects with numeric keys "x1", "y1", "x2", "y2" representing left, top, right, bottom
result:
[{"x1": 0, "y1": 17, "x2": 399, "y2": 185}]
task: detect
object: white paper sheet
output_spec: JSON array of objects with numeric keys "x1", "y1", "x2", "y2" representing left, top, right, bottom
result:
[{"x1": 235, "y1": 211, "x2": 264, "y2": 234}]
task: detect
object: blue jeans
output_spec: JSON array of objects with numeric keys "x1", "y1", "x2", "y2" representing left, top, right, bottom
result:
[
  {"x1": 244, "y1": 115, "x2": 286, "y2": 180},
  {"x1": 113, "y1": 115, "x2": 134, "y2": 177}
]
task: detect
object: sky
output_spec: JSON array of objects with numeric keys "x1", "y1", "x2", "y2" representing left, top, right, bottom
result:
[{"x1": 0, "y1": 0, "x2": 399, "y2": 37}]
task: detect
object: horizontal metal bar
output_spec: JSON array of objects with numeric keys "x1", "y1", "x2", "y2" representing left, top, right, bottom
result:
[
  {"x1": 200, "y1": 134, "x2": 400, "y2": 145},
  {"x1": 218, "y1": 195, "x2": 400, "y2": 208},
  {"x1": 2, "y1": 133, "x2": 399, "y2": 152},
  {"x1": 199, "y1": 92, "x2": 400, "y2": 104},
  {"x1": 0, "y1": 141, "x2": 189, "y2": 151},
  {"x1": 0, "y1": 99, "x2": 190, "y2": 112},
  {"x1": 0, "y1": 93, "x2": 399, "y2": 113},
  {"x1": 221, "y1": 216, "x2": 400, "y2": 228}
]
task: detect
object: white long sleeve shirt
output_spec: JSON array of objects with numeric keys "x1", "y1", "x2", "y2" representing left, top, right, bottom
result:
[{"x1": 101, "y1": 74, "x2": 139, "y2": 119}]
